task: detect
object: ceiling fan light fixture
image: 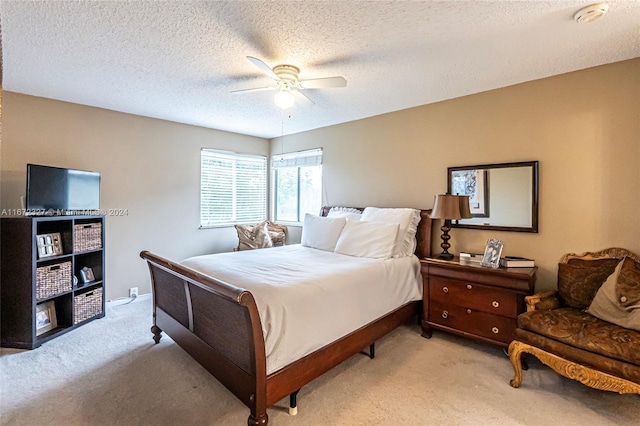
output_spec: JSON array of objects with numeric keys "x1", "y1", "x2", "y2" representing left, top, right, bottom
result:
[
  {"x1": 574, "y1": 2, "x2": 609, "y2": 23},
  {"x1": 274, "y1": 90, "x2": 295, "y2": 109},
  {"x1": 236, "y1": 56, "x2": 346, "y2": 109}
]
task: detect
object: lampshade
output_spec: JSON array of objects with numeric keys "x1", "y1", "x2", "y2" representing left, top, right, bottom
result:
[
  {"x1": 431, "y1": 194, "x2": 457, "y2": 219},
  {"x1": 274, "y1": 90, "x2": 295, "y2": 109},
  {"x1": 458, "y1": 195, "x2": 472, "y2": 219},
  {"x1": 431, "y1": 194, "x2": 471, "y2": 220}
]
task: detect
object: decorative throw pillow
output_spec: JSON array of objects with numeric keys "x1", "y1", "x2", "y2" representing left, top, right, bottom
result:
[
  {"x1": 557, "y1": 258, "x2": 621, "y2": 309},
  {"x1": 587, "y1": 257, "x2": 640, "y2": 332},
  {"x1": 334, "y1": 220, "x2": 400, "y2": 259},
  {"x1": 235, "y1": 222, "x2": 273, "y2": 251},
  {"x1": 327, "y1": 208, "x2": 362, "y2": 221},
  {"x1": 300, "y1": 214, "x2": 347, "y2": 252},
  {"x1": 328, "y1": 207, "x2": 362, "y2": 214},
  {"x1": 265, "y1": 221, "x2": 287, "y2": 247}
]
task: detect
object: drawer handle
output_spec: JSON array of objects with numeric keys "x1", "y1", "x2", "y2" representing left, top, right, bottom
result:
[
  {"x1": 442, "y1": 310, "x2": 448, "y2": 319},
  {"x1": 442, "y1": 286, "x2": 449, "y2": 294},
  {"x1": 492, "y1": 301, "x2": 500, "y2": 308},
  {"x1": 466, "y1": 309, "x2": 472, "y2": 314},
  {"x1": 466, "y1": 284, "x2": 472, "y2": 290},
  {"x1": 492, "y1": 327, "x2": 499, "y2": 334}
]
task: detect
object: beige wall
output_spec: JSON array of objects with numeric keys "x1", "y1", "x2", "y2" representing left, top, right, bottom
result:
[
  {"x1": 272, "y1": 59, "x2": 640, "y2": 290},
  {"x1": 2, "y1": 59, "x2": 638, "y2": 299},
  {"x1": 0, "y1": 93, "x2": 268, "y2": 300}
]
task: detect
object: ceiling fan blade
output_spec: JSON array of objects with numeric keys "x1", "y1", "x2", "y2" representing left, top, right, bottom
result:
[
  {"x1": 247, "y1": 56, "x2": 280, "y2": 81},
  {"x1": 299, "y1": 76, "x2": 347, "y2": 89},
  {"x1": 231, "y1": 86, "x2": 276, "y2": 94},
  {"x1": 293, "y1": 90, "x2": 315, "y2": 105}
]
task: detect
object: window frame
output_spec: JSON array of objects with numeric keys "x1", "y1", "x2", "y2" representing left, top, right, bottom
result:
[{"x1": 270, "y1": 148, "x2": 323, "y2": 225}]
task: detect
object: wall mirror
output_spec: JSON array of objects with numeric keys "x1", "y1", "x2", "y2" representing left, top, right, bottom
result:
[{"x1": 447, "y1": 161, "x2": 539, "y2": 233}]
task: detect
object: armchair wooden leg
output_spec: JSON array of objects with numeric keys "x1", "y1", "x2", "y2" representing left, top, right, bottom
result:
[
  {"x1": 508, "y1": 340, "x2": 525, "y2": 388},
  {"x1": 508, "y1": 340, "x2": 640, "y2": 395}
]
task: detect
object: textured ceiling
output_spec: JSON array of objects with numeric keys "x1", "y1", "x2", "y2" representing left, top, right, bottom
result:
[{"x1": 1, "y1": 1, "x2": 639, "y2": 138}]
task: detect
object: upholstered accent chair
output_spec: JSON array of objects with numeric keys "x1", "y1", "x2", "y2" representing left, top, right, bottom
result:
[{"x1": 509, "y1": 248, "x2": 640, "y2": 394}]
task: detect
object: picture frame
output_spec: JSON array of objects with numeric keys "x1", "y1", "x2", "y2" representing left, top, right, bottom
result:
[
  {"x1": 80, "y1": 266, "x2": 95, "y2": 284},
  {"x1": 450, "y1": 169, "x2": 490, "y2": 217},
  {"x1": 36, "y1": 232, "x2": 63, "y2": 259},
  {"x1": 481, "y1": 238, "x2": 504, "y2": 269},
  {"x1": 35, "y1": 301, "x2": 58, "y2": 336}
]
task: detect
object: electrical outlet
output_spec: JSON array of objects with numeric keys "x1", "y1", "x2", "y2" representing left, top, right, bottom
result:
[{"x1": 129, "y1": 287, "x2": 139, "y2": 298}]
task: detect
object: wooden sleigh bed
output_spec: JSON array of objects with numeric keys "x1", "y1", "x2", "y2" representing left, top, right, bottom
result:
[{"x1": 139, "y1": 207, "x2": 433, "y2": 425}]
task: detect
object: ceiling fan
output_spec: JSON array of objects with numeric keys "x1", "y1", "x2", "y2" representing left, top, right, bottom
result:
[{"x1": 231, "y1": 56, "x2": 347, "y2": 109}]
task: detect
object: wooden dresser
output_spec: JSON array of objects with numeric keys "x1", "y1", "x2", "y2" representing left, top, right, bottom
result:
[{"x1": 420, "y1": 257, "x2": 537, "y2": 348}]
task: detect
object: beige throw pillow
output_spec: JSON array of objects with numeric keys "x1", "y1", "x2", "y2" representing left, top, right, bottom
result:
[
  {"x1": 265, "y1": 222, "x2": 287, "y2": 247},
  {"x1": 235, "y1": 222, "x2": 273, "y2": 251},
  {"x1": 587, "y1": 257, "x2": 640, "y2": 332}
]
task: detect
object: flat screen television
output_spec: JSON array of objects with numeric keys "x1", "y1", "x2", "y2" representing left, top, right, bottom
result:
[{"x1": 26, "y1": 164, "x2": 101, "y2": 214}]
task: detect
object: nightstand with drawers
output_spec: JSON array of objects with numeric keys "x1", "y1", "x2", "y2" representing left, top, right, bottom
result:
[{"x1": 420, "y1": 257, "x2": 537, "y2": 348}]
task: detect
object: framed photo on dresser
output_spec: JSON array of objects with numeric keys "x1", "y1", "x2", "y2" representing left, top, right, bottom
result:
[{"x1": 481, "y1": 238, "x2": 504, "y2": 268}]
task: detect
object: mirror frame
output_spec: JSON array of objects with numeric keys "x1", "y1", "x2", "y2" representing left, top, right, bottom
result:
[{"x1": 447, "y1": 161, "x2": 539, "y2": 233}]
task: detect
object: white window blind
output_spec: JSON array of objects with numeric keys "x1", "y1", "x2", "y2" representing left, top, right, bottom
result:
[
  {"x1": 200, "y1": 149, "x2": 267, "y2": 227},
  {"x1": 272, "y1": 148, "x2": 323, "y2": 169}
]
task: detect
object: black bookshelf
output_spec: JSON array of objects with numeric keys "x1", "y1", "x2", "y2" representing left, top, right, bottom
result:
[{"x1": 1, "y1": 215, "x2": 105, "y2": 349}]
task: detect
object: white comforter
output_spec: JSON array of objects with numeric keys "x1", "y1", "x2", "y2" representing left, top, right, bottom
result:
[{"x1": 181, "y1": 244, "x2": 422, "y2": 374}]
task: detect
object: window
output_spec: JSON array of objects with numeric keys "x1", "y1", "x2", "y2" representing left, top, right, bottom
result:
[
  {"x1": 200, "y1": 149, "x2": 267, "y2": 227},
  {"x1": 272, "y1": 148, "x2": 322, "y2": 223}
]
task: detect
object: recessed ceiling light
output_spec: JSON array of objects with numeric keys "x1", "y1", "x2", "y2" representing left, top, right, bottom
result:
[{"x1": 574, "y1": 2, "x2": 609, "y2": 23}]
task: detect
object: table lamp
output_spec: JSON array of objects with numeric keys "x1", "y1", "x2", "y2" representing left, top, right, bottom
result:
[{"x1": 431, "y1": 194, "x2": 472, "y2": 259}]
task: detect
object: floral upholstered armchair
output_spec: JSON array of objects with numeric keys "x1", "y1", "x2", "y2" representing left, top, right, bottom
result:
[{"x1": 508, "y1": 248, "x2": 640, "y2": 394}]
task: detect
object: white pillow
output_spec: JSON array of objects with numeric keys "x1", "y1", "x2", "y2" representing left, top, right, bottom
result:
[
  {"x1": 361, "y1": 207, "x2": 420, "y2": 257},
  {"x1": 301, "y1": 214, "x2": 347, "y2": 252},
  {"x1": 334, "y1": 220, "x2": 400, "y2": 259},
  {"x1": 328, "y1": 206, "x2": 361, "y2": 214},
  {"x1": 327, "y1": 208, "x2": 362, "y2": 221}
]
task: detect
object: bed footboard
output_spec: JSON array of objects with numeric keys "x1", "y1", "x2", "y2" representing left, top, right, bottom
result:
[{"x1": 140, "y1": 251, "x2": 268, "y2": 425}]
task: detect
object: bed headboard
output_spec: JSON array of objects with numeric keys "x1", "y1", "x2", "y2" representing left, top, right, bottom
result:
[{"x1": 320, "y1": 207, "x2": 433, "y2": 259}]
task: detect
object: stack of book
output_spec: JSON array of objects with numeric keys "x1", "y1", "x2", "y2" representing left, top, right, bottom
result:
[
  {"x1": 459, "y1": 252, "x2": 483, "y2": 263},
  {"x1": 499, "y1": 256, "x2": 535, "y2": 268}
]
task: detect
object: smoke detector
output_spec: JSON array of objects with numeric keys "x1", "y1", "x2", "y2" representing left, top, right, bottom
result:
[{"x1": 574, "y1": 2, "x2": 609, "y2": 23}]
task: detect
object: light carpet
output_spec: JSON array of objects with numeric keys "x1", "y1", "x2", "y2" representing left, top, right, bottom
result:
[{"x1": 1, "y1": 296, "x2": 638, "y2": 425}]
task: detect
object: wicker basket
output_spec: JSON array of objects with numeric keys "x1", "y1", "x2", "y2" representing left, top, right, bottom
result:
[
  {"x1": 74, "y1": 287, "x2": 103, "y2": 324},
  {"x1": 74, "y1": 223, "x2": 102, "y2": 252},
  {"x1": 36, "y1": 261, "x2": 72, "y2": 300}
]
